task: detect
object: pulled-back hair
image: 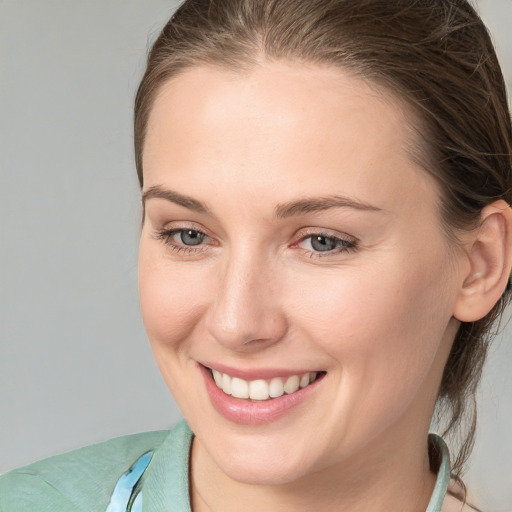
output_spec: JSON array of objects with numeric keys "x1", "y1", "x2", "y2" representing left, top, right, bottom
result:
[{"x1": 134, "y1": 0, "x2": 512, "y2": 479}]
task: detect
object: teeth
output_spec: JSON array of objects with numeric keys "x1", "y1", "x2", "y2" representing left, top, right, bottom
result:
[
  {"x1": 221, "y1": 372, "x2": 232, "y2": 395},
  {"x1": 300, "y1": 373, "x2": 310, "y2": 388},
  {"x1": 269, "y1": 377, "x2": 284, "y2": 398},
  {"x1": 212, "y1": 369, "x2": 223, "y2": 387},
  {"x1": 284, "y1": 375, "x2": 300, "y2": 394},
  {"x1": 210, "y1": 369, "x2": 321, "y2": 401},
  {"x1": 249, "y1": 380, "x2": 268, "y2": 401},
  {"x1": 231, "y1": 377, "x2": 249, "y2": 399}
]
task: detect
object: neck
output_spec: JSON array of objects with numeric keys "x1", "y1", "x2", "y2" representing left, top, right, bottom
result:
[{"x1": 190, "y1": 423, "x2": 437, "y2": 512}]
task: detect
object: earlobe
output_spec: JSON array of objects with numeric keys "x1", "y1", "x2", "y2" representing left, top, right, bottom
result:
[{"x1": 454, "y1": 200, "x2": 512, "y2": 323}]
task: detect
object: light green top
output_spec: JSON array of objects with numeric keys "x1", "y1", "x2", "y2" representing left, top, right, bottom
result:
[
  {"x1": 0, "y1": 421, "x2": 192, "y2": 512},
  {"x1": 0, "y1": 422, "x2": 450, "y2": 512}
]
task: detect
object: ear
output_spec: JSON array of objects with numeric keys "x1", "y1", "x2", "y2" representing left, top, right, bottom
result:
[{"x1": 454, "y1": 200, "x2": 512, "y2": 323}]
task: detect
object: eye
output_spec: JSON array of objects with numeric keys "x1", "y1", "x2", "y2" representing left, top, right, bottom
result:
[
  {"x1": 310, "y1": 235, "x2": 342, "y2": 252},
  {"x1": 297, "y1": 232, "x2": 357, "y2": 255},
  {"x1": 178, "y1": 229, "x2": 205, "y2": 246},
  {"x1": 154, "y1": 227, "x2": 211, "y2": 253}
]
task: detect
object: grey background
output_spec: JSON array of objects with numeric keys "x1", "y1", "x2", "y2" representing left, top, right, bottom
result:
[{"x1": 0, "y1": 0, "x2": 511, "y2": 510}]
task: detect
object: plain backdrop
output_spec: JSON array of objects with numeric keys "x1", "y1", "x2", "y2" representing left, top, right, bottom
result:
[{"x1": 0, "y1": 1, "x2": 511, "y2": 510}]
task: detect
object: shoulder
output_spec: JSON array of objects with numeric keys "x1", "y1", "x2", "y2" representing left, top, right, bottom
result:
[{"x1": 0, "y1": 429, "x2": 169, "y2": 512}]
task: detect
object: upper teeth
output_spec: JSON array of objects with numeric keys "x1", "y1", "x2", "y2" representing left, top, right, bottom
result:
[{"x1": 211, "y1": 369, "x2": 319, "y2": 401}]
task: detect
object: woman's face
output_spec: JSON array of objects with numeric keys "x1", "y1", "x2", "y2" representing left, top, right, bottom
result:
[{"x1": 139, "y1": 62, "x2": 463, "y2": 484}]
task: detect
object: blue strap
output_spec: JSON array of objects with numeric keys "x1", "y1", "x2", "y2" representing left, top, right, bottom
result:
[
  {"x1": 105, "y1": 451, "x2": 153, "y2": 512},
  {"x1": 130, "y1": 491, "x2": 143, "y2": 512}
]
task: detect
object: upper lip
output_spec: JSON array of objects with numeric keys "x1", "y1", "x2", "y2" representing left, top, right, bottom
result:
[{"x1": 199, "y1": 362, "x2": 325, "y2": 381}]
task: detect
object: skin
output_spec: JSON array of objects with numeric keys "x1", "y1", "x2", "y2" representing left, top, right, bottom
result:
[{"x1": 138, "y1": 61, "x2": 500, "y2": 511}]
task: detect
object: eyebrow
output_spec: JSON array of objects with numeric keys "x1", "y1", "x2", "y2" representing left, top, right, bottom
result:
[
  {"x1": 274, "y1": 196, "x2": 382, "y2": 218},
  {"x1": 142, "y1": 185, "x2": 382, "y2": 218},
  {"x1": 142, "y1": 185, "x2": 210, "y2": 214}
]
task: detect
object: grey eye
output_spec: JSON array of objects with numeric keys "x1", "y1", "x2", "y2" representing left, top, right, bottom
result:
[
  {"x1": 180, "y1": 230, "x2": 205, "y2": 246},
  {"x1": 310, "y1": 235, "x2": 340, "y2": 252}
]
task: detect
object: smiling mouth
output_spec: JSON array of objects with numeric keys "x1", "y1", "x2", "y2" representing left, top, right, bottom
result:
[{"x1": 207, "y1": 367, "x2": 325, "y2": 401}]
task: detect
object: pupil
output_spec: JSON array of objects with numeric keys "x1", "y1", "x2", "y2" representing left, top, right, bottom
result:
[
  {"x1": 311, "y1": 236, "x2": 337, "y2": 252},
  {"x1": 180, "y1": 230, "x2": 204, "y2": 246}
]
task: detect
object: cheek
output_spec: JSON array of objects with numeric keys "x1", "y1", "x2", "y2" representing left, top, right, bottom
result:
[
  {"x1": 288, "y1": 260, "x2": 455, "y2": 448},
  {"x1": 291, "y1": 264, "x2": 448, "y2": 347},
  {"x1": 138, "y1": 245, "x2": 209, "y2": 349},
  {"x1": 290, "y1": 251, "x2": 455, "y2": 395},
  {"x1": 138, "y1": 245, "x2": 214, "y2": 415}
]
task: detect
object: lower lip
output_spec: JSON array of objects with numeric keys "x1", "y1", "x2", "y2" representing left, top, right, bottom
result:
[{"x1": 199, "y1": 365, "x2": 324, "y2": 425}]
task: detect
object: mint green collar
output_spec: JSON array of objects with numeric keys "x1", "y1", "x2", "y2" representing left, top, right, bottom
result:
[
  {"x1": 426, "y1": 433, "x2": 451, "y2": 512},
  {"x1": 121, "y1": 422, "x2": 451, "y2": 512},
  {"x1": 142, "y1": 420, "x2": 193, "y2": 512}
]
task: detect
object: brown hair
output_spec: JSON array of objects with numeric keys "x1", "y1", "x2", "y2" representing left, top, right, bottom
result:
[{"x1": 134, "y1": 0, "x2": 512, "y2": 479}]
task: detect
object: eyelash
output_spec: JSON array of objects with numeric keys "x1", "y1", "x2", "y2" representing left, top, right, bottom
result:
[
  {"x1": 154, "y1": 228, "x2": 211, "y2": 255},
  {"x1": 154, "y1": 228, "x2": 358, "y2": 258},
  {"x1": 295, "y1": 231, "x2": 357, "y2": 258}
]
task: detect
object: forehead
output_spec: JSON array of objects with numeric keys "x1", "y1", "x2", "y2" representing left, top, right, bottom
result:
[{"x1": 142, "y1": 61, "x2": 437, "y2": 214}]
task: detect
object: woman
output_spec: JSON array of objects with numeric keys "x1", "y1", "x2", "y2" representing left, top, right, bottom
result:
[{"x1": 1, "y1": 1, "x2": 511, "y2": 511}]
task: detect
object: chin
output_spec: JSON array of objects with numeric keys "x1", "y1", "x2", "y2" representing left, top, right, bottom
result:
[
  {"x1": 207, "y1": 435, "x2": 320, "y2": 486},
  {"x1": 220, "y1": 456, "x2": 310, "y2": 486}
]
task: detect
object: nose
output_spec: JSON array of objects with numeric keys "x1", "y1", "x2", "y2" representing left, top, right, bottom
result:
[{"x1": 205, "y1": 248, "x2": 289, "y2": 352}]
